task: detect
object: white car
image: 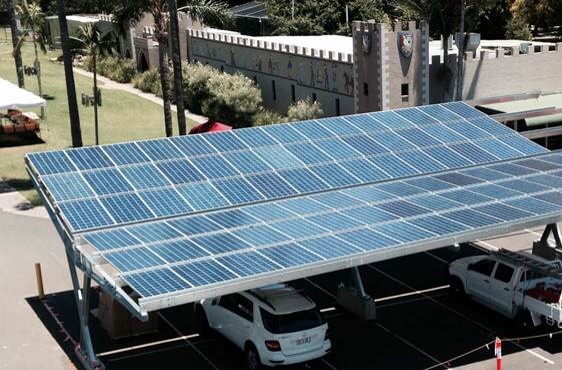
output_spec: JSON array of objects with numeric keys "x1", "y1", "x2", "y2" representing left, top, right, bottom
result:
[{"x1": 195, "y1": 283, "x2": 332, "y2": 369}]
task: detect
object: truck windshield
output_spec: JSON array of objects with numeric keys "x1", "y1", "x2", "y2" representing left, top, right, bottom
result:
[{"x1": 260, "y1": 308, "x2": 324, "y2": 334}]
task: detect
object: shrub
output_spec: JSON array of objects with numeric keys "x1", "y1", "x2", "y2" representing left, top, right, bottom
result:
[
  {"x1": 287, "y1": 99, "x2": 324, "y2": 122},
  {"x1": 82, "y1": 55, "x2": 137, "y2": 83},
  {"x1": 132, "y1": 68, "x2": 161, "y2": 95},
  {"x1": 253, "y1": 107, "x2": 286, "y2": 126},
  {"x1": 506, "y1": 17, "x2": 532, "y2": 41},
  {"x1": 182, "y1": 62, "x2": 216, "y2": 114},
  {"x1": 201, "y1": 72, "x2": 262, "y2": 128}
]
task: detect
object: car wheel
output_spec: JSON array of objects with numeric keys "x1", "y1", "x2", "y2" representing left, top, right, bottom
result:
[
  {"x1": 245, "y1": 344, "x2": 262, "y2": 370},
  {"x1": 196, "y1": 306, "x2": 210, "y2": 336},
  {"x1": 449, "y1": 276, "x2": 465, "y2": 299},
  {"x1": 516, "y1": 310, "x2": 534, "y2": 333}
]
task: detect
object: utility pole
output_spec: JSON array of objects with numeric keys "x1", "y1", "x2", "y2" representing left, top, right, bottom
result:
[
  {"x1": 57, "y1": 0, "x2": 83, "y2": 147},
  {"x1": 292, "y1": 0, "x2": 294, "y2": 20}
]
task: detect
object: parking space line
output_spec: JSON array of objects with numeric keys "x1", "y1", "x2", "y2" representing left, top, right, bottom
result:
[
  {"x1": 375, "y1": 285, "x2": 450, "y2": 303},
  {"x1": 158, "y1": 312, "x2": 220, "y2": 370},
  {"x1": 305, "y1": 278, "x2": 337, "y2": 299},
  {"x1": 376, "y1": 323, "x2": 447, "y2": 369},
  {"x1": 97, "y1": 333, "x2": 200, "y2": 357},
  {"x1": 366, "y1": 265, "x2": 556, "y2": 366},
  {"x1": 424, "y1": 251, "x2": 449, "y2": 264},
  {"x1": 106, "y1": 343, "x2": 191, "y2": 362},
  {"x1": 320, "y1": 358, "x2": 341, "y2": 370},
  {"x1": 524, "y1": 349, "x2": 555, "y2": 365}
]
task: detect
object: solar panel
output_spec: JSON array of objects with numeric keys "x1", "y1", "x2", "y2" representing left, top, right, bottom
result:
[{"x1": 26, "y1": 102, "x2": 562, "y2": 315}]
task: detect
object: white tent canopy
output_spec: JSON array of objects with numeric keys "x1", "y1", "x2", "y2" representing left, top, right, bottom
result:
[{"x1": 0, "y1": 78, "x2": 46, "y2": 110}]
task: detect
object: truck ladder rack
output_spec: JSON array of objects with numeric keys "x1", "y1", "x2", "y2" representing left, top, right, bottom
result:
[{"x1": 494, "y1": 249, "x2": 562, "y2": 276}]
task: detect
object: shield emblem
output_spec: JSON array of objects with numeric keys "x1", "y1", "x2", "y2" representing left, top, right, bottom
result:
[
  {"x1": 398, "y1": 31, "x2": 414, "y2": 58},
  {"x1": 362, "y1": 32, "x2": 372, "y2": 55}
]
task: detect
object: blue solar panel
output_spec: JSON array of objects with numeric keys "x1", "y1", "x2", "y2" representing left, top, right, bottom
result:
[
  {"x1": 409, "y1": 194, "x2": 463, "y2": 212},
  {"x1": 277, "y1": 168, "x2": 330, "y2": 193},
  {"x1": 66, "y1": 146, "x2": 113, "y2": 170},
  {"x1": 337, "y1": 228, "x2": 398, "y2": 250},
  {"x1": 193, "y1": 155, "x2": 239, "y2": 179},
  {"x1": 443, "y1": 101, "x2": 485, "y2": 118},
  {"x1": 136, "y1": 139, "x2": 185, "y2": 161},
  {"x1": 342, "y1": 186, "x2": 394, "y2": 203},
  {"x1": 396, "y1": 108, "x2": 439, "y2": 125},
  {"x1": 322, "y1": 117, "x2": 364, "y2": 135},
  {"x1": 100, "y1": 193, "x2": 155, "y2": 224},
  {"x1": 263, "y1": 123, "x2": 308, "y2": 143},
  {"x1": 497, "y1": 179, "x2": 549, "y2": 193},
  {"x1": 397, "y1": 127, "x2": 442, "y2": 147},
  {"x1": 368, "y1": 131, "x2": 412, "y2": 151},
  {"x1": 218, "y1": 251, "x2": 282, "y2": 276},
  {"x1": 278, "y1": 197, "x2": 331, "y2": 214},
  {"x1": 299, "y1": 237, "x2": 363, "y2": 259},
  {"x1": 59, "y1": 199, "x2": 114, "y2": 231},
  {"x1": 449, "y1": 143, "x2": 498, "y2": 163},
  {"x1": 368, "y1": 154, "x2": 419, "y2": 178},
  {"x1": 311, "y1": 163, "x2": 360, "y2": 187},
  {"x1": 346, "y1": 114, "x2": 387, "y2": 131},
  {"x1": 120, "y1": 164, "x2": 171, "y2": 190},
  {"x1": 168, "y1": 215, "x2": 224, "y2": 235},
  {"x1": 434, "y1": 172, "x2": 483, "y2": 186},
  {"x1": 169, "y1": 135, "x2": 216, "y2": 156},
  {"x1": 342, "y1": 135, "x2": 387, "y2": 155},
  {"x1": 244, "y1": 203, "x2": 296, "y2": 220},
  {"x1": 102, "y1": 143, "x2": 150, "y2": 165},
  {"x1": 83, "y1": 229, "x2": 141, "y2": 251},
  {"x1": 232, "y1": 225, "x2": 290, "y2": 246},
  {"x1": 177, "y1": 182, "x2": 231, "y2": 211},
  {"x1": 343, "y1": 206, "x2": 398, "y2": 226},
  {"x1": 312, "y1": 191, "x2": 363, "y2": 208},
  {"x1": 419, "y1": 104, "x2": 462, "y2": 121},
  {"x1": 308, "y1": 212, "x2": 364, "y2": 231},
  {"x1": 126, "y1": 221, "x2": 184, "y2": 243},
  {"x1": 517, "y1": 158, "x2": 562, "y2": 171},
  {"x1": 124, "y1": 269, "x2": 191, "y2": 297},
  {"x1": 252, "y1": 146, "x2": 304, "y2": 169},
  {"x1": 409, "y1": 214, "x2": 469, "y2": 235},
  {"x1": 246, "y1": 172, "x2": 298, "y2": 198},
  {"x1": 406, "y1": 177, "x2": 454, "y2": 191},
  {"x1": 314, "y1": 138, "x2": 362, "y2": 159},
  {"x1": 212, "y1": 177, "x2": 265, "y2": 204},
  {"x1": 339, "y1": 158, "x2": 390, "y2": 183},
  {"x1": 395, "y1": 150, "x2": 446, "y2": 173},
  {"x1": 156, "y1": 159, "x2": 206, "y2": 184},
  {"x1": 423, "y1": 147, "x2": 473, "y2": 168},
  {"x1": 271, "y1": 219, "x2": 328, "y2": 239},
  {"x1": 371, "y1": 111, "x2": 414, "y2": 129},
  {"x1": 206, "y1": 209, "x2": 259, "y2": 228},
  {"x1": 422, "y1": 124, "x2": 466, "y2": 144},
  {"x1": 191, "y1": 232, "x2": 250, "y2": 254},
  {"x1": 440, "y1": 189, "x2": 492, "y2": 205},
  {"x1": 506, "y1": 197, "x2": 562, "y2": 215},
  {"x1": 42, "y1": 173, "x2": 94, "y2": 202},
  {"x1": 374, "y1": 221, "x2": 435, "y2": 243},
  {"x1": 140, "y1": 188, "x2": 193, "y2": 217},
  {"x1": 285, "y1": 142, "x2": 333, "y2": 164},
  {"x1": 377, "y1": 200, "x2": 430, "y2": 218},
  {"x1": 501, "y1": 135, "x2": 547, "y2": 155},
  {"x1": 226, "y1": 151, "x2": 272, "y2": 174},
  {"x1": 446, "y1": 120, "x2": 490, "y2": 140},
  {"x1": 232, "y1": 127, "x2": 279, "y2": 147},
  {"x1": 443, "y1": 209, "x2": 501, "y2": 228},
  {"x1": 105, "y1": 248, "x2": 165, "y2": 272},
  {"x1": 82, "y1": 168, "x2": 133, "y2": 195},
  {"x1": 478, "y1": 139, "x2": 525, "y2": 160},
  {"x1": 260, "y1": 243, "x2": 322, "y2": 268},
  {"x1": 28, "y1": 151, "x2": 77, "y2": 175},
  {"x1": 203, "y1": 131, "x2": 249, "y2": 151},
  {"x1": 149, "y1": 240, "x2": 209, "y2": 262},
  {"x1": 467, "y1": 184, "x2": 522, "y2": 200},
  {"x1": 469, "y1": 117, "x2": 516, "y2": 137},
  {"x1": 474, "y1": 203, "x2": 533, "y2": 221},
  {"x1": 292, "y1": 120, "x2": 335, "y2": 140}
]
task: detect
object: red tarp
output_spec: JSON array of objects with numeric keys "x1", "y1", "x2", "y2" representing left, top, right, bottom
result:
[{"x1": 189, "y1": 120, "x2": 232, "y2": 134}]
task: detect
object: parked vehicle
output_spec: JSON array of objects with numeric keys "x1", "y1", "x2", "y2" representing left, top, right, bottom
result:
[
  {"x1": 195, "y1": 283, "x2": 332, "y2": 369},
  {"x1": 449, "y1": 249, "x2": 562, "y2": 328}
]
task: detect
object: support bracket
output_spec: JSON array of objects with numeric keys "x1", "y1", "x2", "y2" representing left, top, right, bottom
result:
[
  {"x1": 336, "y1": 267, "x2": 376, "y2": 320},
  {"x1": 532, "y1": 223, "x2": 562, "y2": 261}
]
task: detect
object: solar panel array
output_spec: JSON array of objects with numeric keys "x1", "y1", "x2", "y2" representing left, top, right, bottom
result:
[
  {"x1": 29, "y1": 102, "x2": 545, "y2": 233},
  {"x1": 26, "y1": 102, "x2": 561, "y2": 310}
]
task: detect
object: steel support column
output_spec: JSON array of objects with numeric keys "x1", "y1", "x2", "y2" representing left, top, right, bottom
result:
[
  {"x1": 64, "y1": 249, "x2": 103, "y2": 370},
  {"x1": 533, "y1": 223, "x2": 562, "y2": 261},
  {"x1": 336, "y1": 267, "x2": 376, "y2": 320}
]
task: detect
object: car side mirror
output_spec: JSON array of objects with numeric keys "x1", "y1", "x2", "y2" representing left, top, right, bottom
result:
[
  {"x1": 212, "y1": 298, "x2": 218, "y2": 306},
  {"x1": 467, "y1": 263, "x2": 474, "y2": 271}
]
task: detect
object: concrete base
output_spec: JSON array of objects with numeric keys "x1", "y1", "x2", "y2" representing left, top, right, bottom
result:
[{"x1": 336, "y1": 285, "x2": 376, "y2": 321}]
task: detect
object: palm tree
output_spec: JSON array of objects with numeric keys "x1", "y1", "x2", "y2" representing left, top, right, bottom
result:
[
  {"x1": 71, "y1": 23, "x2": 115, "y2": 145},
  {"x1": 8, "y1": 0, "x2": 25, "y2": 88},
  {"x1": 15, "y1": 1, "x2": 47, "y2": 117},
  {"x1": 57, "y1": 0, "x2": 83, "y2": 148},
  {"x1": 170, "y1": 0, "x2": 231, "y2": 135}
]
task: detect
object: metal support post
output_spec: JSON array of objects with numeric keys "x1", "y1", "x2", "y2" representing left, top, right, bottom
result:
[
  {"x1": 533, "y1": 223, "x2": 562, "y2": 261},
  {"x1": 64, "y1": 249, "x2": 103, "y2": 370},
  {"x1": 336, "y1": 267, "x2": 376, "y2": 320}
]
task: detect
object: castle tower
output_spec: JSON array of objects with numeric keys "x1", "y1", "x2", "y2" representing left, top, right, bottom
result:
[{"x1": 352, "y1": 20, "x2": 429, "y2": 113}]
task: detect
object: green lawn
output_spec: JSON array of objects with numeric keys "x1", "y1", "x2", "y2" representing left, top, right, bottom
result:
[{"x1": 0, "y1": 37, "x2": 191, "y2": 203}]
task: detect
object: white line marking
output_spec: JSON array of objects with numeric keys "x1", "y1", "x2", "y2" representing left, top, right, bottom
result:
[
  {"x1": 375, "y1": 285, "x2": 450, "y2": 303},
  {"x1": 524, "y1": 349, "x2": 555, "y2": 365},
  {"x1": 424, "y1": 251, "x2": 449, "y2": 264},
  {"x1": 320, "y1": 306, "x2": 337, "y2": 313},
  {"x1": 97, "y1": 333, "x2": 199, "y2": 357},
  {"x1": 377, "y1": 293, "x2": 449, "y2": 308},
  {"x1": 475, "y1": 240, "x2": 499, "y2": 251},
  {"x1": 106, "y1": 343, "x2": 189, "y2": 362},
  {"x1": 158, "y1": 312, "x2": 220, "y2": 370},
  {"x1": 366, "y1": 265, "x2": 556, "y2": 366},
  {"x1": 320, "y1": 358, "x2": 341, "y2": 370}
]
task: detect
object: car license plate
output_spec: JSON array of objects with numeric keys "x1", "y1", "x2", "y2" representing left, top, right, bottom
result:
[{"x1": 296, "y1": 337, "x2": 311, "y2": 345}]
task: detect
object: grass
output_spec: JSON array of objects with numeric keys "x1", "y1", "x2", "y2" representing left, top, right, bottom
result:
[{"x1": 0, "y1": 35, "x2": 195, "y2": 204}]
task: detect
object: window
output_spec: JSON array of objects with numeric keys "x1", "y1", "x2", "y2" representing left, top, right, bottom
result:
[
  {"x1": 468, "y1": 259, "x2": 496, "y2": 276},
  {"x1": 401, "y1": 83, "x2": 409, "y2": 102},
  {"x1": 260, "y1": 308, "x2": 324, "y2": 334},
  {"x1": 335, "y1": 98, "x2": 340, "y2": 116},
  {"x1": 312, "y1": 93, "x2": 317, "y2": 102},
  {"x1": 363, "y1": 82, "x2": 369, "y2": 96},
  {"x1": 219, "y1": 294, "x2": 254, "y2": 322},
  {"x1": 291, "y1": 85, "x2": 296, "y2": 102},
  {"x1": 494, "y1": 263, "x2": 515, "y2": 283},
  {"x1": 272, "y1": 80, "x2": 277, "y2": 101}
]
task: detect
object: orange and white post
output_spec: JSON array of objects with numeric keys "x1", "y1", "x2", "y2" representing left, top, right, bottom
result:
[{"x1": 495, "y1": 337, "x2": 502, "y2": 370}]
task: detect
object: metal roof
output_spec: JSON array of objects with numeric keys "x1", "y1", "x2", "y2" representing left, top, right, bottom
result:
[
  {"x1": 479, "y1": 93, "x2": 562, "y2": 127},
  {"x1": 26, "y1": 102, "x2": 562, "y2": 318}
]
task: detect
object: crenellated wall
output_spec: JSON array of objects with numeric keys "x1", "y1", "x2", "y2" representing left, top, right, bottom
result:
[
  {"x1": 187, "y1": 29, "x2": 355, "y2": 116},
  {"x1": 430, "y1": 43, "x2": 562, "y2": 103}
]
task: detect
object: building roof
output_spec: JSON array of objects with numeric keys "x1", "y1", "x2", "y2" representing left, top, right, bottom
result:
[
  {"x1": 478, "y1": 93, "x2": 562, "y2": 126},
  {"x1": 0, "y1": 78, "x2": 46, "y2": 110}
]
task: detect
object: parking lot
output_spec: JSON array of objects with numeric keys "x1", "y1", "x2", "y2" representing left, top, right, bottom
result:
[{"x1": 22, "y1": 226, "x2": 561, "y2": 370}]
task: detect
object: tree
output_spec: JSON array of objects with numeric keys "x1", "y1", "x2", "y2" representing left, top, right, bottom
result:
[
  {"x1": 57, "y1": 0, "x2": 82, "y2": 147},
  {"x1": 510, "y1": 0, "x2": 562, "y2": 37},
  {"x1": 287, "y1": 99, "x2": 324, "y2": 122},
  {"x1": 71, "y1": 23, "x2": 115, "y2": 145},
  {"x1": 8, "y1": 0, "x2": 25, "y2": 88},
  {"x1": 169, "y1": 0, "x2": 230, "y2": 135},
  {"x1": 15, "y1": 1, "x2": 48, "y2": 117}
]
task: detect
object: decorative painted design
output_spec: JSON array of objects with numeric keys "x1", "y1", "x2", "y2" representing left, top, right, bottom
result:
[
  {"x1": 323, "y1": 63, "x2": 329, "y2": 89},
  {"x1": 287, "y1": 57, "x2": 293, "y2": 79},
  {"x1": 309, "y1": 61, "x2": 315, "y2": 86},
  {"x1": 298, "y1": 62, "x2": 305, "y2": 84},
  {"x1": 331, "y1": 63, "x2": 338, "y2": 91},
  {"x1": 268, "y1": 54, "x2": 273, "y2": 74},
  {"x1": 398, "y1": 31, "x2": 414, "y2": 58},
  {"x1": 362, "y1": 31, "x2": 372, "y2": 54},
  {"x1": 229, "y1": 47, "x2": 236, "y2": 66}
]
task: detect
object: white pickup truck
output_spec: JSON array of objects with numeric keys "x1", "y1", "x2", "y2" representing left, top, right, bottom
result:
[{"x1": 449, "y1": 249, "x2": 562, "y2": 328}]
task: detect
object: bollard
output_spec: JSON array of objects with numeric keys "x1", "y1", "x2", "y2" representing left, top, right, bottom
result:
[
  {"x1": 495, "y1": 337, "x2": 502, "y2": 370},
  {"x1": 35, "y1": 263, "x2": 45, "y2": 300}
]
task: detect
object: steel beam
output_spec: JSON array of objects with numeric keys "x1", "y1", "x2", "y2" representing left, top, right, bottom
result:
[
  {"x1": 491, "y1": 107, "x2": 562, "y2": 123},
  {"x1": 466, "y1": 92, "x2": 540, "y2": 106}
]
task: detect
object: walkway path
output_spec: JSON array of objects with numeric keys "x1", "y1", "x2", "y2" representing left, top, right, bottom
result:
[
  {"x1": 0, "y1": 178, "x2": 48, "y2": 219},
  {"x1": 73, "y1": 68, "x2": 208, "y2": 125}
]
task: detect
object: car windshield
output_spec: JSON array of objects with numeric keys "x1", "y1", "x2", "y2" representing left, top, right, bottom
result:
[{"x1": 260, "y1": 307, "x2": 324, "y2": 334}]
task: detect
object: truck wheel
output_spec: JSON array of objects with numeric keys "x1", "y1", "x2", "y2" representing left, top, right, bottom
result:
[
  {"x1": 516, "y1": 311, "x2": 534, "y2": 333},
  {"x1": 449, "y1": 277, "x2": 465, "y2": 299},
  {"x1": 245, "y1": 343, "x2": 263, "y2": 370}
]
